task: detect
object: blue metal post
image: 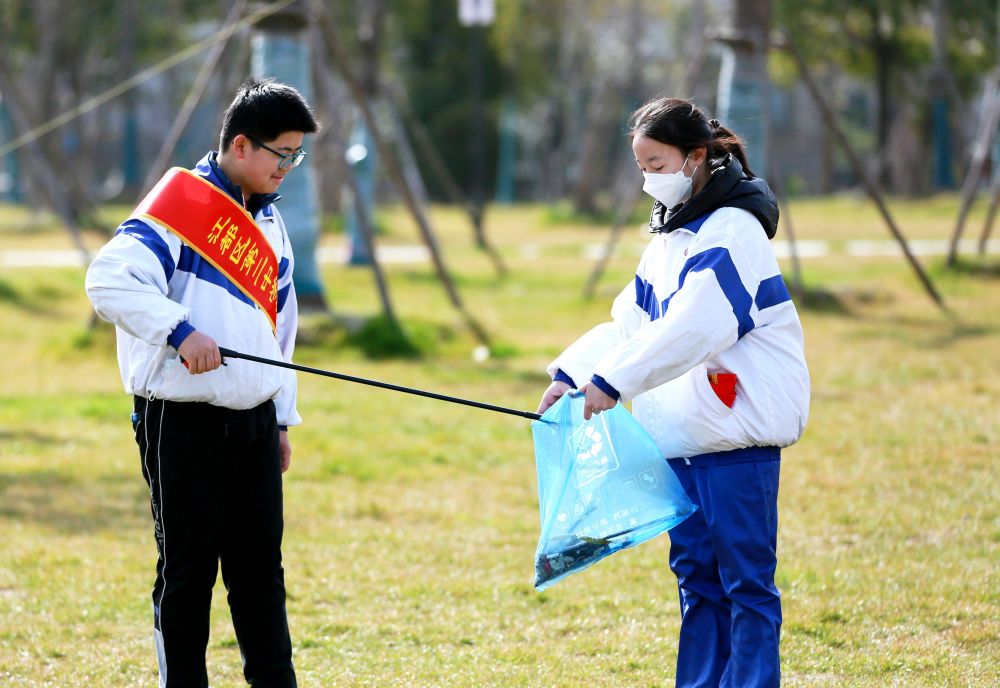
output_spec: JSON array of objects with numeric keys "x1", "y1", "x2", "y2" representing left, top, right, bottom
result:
[
  {"x1": 344, "y1": 118, "x2": 376, "y2": 265},
  {"x1": 0, "y1": 99, "x2": 21, "y2": 202},
  {"x1": 931, "y1": 97, "x2": 954, "y2": 189},
  {"x1": 494, "y1": 97, "x2": 516, "y2": 203}
]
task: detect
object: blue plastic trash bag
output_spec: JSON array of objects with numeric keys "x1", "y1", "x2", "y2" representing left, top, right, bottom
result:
[{"x1": 531, "y1": 392, "x2": 697, "y2": 590}]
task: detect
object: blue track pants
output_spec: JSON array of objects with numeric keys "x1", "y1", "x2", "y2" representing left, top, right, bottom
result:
[{"x1": 667, "y1": 447, "x2": 781, "y2": 688}]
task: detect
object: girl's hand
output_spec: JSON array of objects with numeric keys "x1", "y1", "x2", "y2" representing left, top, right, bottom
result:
[
  {"x1": 537, "y1": 380, "x2": 571, "y2": 415},
  {"x1": 580, "y1": 382, "x2": 616, "y2": 420}
]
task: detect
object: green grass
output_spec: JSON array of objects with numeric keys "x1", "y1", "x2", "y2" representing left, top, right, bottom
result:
[{"x1": 1, "y1": 198, "x2": 999, "y2": 686}]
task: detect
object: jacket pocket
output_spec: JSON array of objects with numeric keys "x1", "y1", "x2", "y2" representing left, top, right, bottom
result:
[
  {"x1": 640, "y1": 366, "x2": 740, "y2": 458},
  {"x1": 695, "y1": 367, "x2": 737, "y2": 419}
]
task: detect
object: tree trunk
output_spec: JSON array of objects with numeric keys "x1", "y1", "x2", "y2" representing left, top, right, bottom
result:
[
  {"x1": 871, "y1": 6, "x2": 893, "y2": 190},
  {"x1": 569, "y1": 83, "x2": 616, "y2": 216}
]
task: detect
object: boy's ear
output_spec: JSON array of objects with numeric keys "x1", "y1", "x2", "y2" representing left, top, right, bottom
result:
[{"x1": 230, "y1": 134, "x2": 250, "y2": 160}]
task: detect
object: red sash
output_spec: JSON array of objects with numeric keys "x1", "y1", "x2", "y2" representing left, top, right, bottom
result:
[{"x1": 135, "y1": 167, "x2": 279, "y2": 332}]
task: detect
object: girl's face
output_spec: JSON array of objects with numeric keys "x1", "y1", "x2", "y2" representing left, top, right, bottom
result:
[
  {"x1": 632, "y1": 134, "x2": 709, "y2": 194},
  {"x1": 632, "y1": 134, "x2": 689, "y2": 175}
]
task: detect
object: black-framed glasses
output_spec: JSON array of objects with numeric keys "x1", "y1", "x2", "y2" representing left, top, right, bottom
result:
[{"x1": 247, "y1": 137, "x2": 307, "y2": 171}]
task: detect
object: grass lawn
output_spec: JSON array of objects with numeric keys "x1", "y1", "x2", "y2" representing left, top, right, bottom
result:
[{"x1": 1, "y1": 197, "x2": 998, "y2": 687}]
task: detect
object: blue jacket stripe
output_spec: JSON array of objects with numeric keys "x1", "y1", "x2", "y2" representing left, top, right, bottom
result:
[
  {"x1": 755, "y1": 274, "x2": 791, "y2": 311},
  {"x1": 675, "y1": 247, "x2": 755, "y2": 339},
  {"x1": 176, "y1": 247, "x2": 256, "y2": 308},
  {"x1": 553, "y1": 368, "x2": 577, "y2": 388},
  {"x1": 680, "y1": 212, "x2": 713, "y2": 234},
  {"x1": 278, "y1": 256, "x2": 290, "y2": 279},
  {"x1": 277, "y1": 283, "x2": 291, "y2": 312},
  {"x1": 634, "y1": 275, "x2": 661, "y2": 320},
  {"x1": 116, "y1": 219, "x2": 176, "y2": 282},
  {"x1": 633, "y1": 248, "x2": 756, "y2": 337},
  {"x1": 590, "y1": 374, "x2": 621, "y2": 401}
]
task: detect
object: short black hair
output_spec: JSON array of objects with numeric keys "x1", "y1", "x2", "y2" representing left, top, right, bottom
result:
[{"x1": 219, "y1": 78, "x2": 319, "y2": 151}]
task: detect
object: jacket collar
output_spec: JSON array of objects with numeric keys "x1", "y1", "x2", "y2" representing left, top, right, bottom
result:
[
  {"x1": 648, "y1": 154, "x2": 779, "y2": 239},
  {"x1": 193, "y1": 151, "x2": 281, "y2": 217}
]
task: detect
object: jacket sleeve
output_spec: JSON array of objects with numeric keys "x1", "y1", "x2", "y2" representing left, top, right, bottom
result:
[
  {"x1": 593, "y1": 221, "x2": 760, "y2": 401},
  {"x1": 272, "y1": 222, "x2": 301, "y2": 427},
  {"x1": 85, "y1": 219, "x2": 189, "y2": 345},
  {"x1": 546, "y1": 279, "x2": 645, "y2": 386}
]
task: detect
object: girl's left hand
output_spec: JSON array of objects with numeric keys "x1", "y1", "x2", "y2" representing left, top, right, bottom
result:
[{"x1": 580, "y1": 383, "x2": 616, "y2": 420}]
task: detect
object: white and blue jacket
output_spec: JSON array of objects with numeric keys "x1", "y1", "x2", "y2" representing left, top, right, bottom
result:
[
  {"x1": 85, "y1": 152, "x2": 301, "y2": 426},
  {"x1": 548, "y1": 204, "x2": 809, "y2": 460}
]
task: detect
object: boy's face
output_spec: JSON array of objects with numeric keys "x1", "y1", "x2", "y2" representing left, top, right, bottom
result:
[{"x1": 228, "y1": 131, "x2": 305, "y2": 197}]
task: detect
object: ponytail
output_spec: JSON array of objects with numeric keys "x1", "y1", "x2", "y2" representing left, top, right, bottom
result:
[
  {"x1": 630, "y1": 98, "x2": 755, "y2": 178},
  {"x1": 707, "y1": 118, "x2": 754, "y2": 178}
]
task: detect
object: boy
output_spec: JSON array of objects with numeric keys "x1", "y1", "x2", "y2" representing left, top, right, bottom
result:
[{"x1": 86, "y1": 78, "x2": 318, "y2": 687}]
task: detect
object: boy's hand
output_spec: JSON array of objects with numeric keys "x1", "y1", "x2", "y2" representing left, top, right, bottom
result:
[
  {"x1": 279, "y1": 430, "x2": 292, "y2": 473},
  {"x1": 177, "y1": 332, "x2": 222, "y2": 374}
]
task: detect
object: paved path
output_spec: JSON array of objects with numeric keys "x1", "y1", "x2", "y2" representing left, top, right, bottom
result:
[{"x1": 1, "y1": 239, "x2": 997, "y2": 268}]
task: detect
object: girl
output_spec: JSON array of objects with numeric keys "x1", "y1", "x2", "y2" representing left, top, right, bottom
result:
[{"x1": 537, "y1": 97, "x2": 809, "y2": 687}]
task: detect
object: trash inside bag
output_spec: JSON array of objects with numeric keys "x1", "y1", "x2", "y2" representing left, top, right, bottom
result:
[{"x1": 531, "y1": 392, "x2": 696, "y2": 590}]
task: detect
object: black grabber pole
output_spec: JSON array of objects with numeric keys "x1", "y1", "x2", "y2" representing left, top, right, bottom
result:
[{"x1": 218, "y1": 347, "x2": 542, "y2": 421}]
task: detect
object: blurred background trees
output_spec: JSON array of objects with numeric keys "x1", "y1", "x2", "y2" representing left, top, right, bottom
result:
[
  {"x1": 2, "y1": 0, "x2": 999, "y2": 215},
  {"x1": 775, "y1": 0, "x2": 999, "y2": 195}
]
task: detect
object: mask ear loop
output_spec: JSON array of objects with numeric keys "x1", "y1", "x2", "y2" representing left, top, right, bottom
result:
[
  {"x1": 682, "y1": 153, "x2": 698, "y2": 179},
  {"x1": 681, "y1": 152, "x2": 701, "y2": 203}
]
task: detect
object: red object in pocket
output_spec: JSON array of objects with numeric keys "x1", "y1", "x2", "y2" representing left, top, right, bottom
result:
[{"x1": 708, "y1": 372, "x2": 738, "y2": 408}]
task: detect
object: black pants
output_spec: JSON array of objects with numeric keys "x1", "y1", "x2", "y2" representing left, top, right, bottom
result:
[{"x1": 134, "y1": 396, "x2": 296, "y2": 688}]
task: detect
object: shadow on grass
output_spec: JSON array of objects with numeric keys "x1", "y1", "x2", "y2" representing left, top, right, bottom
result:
[
  {"x1": 925, "y1": 323, "x2": 998, "y2": 348},
  {"x1": 65, "y1": 318, "x2": 118, "y2": 354},
  {"x1": 0, "y1": 277, "x2": 78, "y2": 318},
  {"x1": 297, "y1": 313, "x2": 451, "y2": 360},
  {"x1": 943, "y1": 257, "x2": 1000, "y2": 279},
  {"x1": 793, "y1": 283, "x2": 906, "y2": 315},
  {"x1": 0, "y1": 470, "x2": 149, "y2": 535},
  {"x1": 0, "y1": 278, "x2": 46, "y2": 314},
  {"x1": 793, "y1": 287, "x2": 853, "y2": 315},
  {"x1": 844, "y1": 310, "x2": 997, "y2": 349},
  {"x1": 0, "y1": 429, "x2": 62, "y2": 446}
]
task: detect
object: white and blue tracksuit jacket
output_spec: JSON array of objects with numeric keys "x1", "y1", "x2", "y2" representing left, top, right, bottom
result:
[
  {"x1": 548, "y1": 206, "x2": 809, "y2": 460},
  {"x1": 85, "y1": 152, "x2": 301, "y2": 427}
]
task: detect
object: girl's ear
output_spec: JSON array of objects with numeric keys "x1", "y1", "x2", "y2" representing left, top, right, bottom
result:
[{"x1": 688, "y1": 146, "x2": 708, "y2": 168}]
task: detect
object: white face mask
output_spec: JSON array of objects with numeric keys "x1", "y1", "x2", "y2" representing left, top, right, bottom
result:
[{"x1": 642, "y1": 155, "x2": 696, "y2": 208}]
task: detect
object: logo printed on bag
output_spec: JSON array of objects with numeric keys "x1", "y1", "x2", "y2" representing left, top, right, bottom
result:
[{"x1": 571, "y1": 420, "x2": 620, "y2": 487}]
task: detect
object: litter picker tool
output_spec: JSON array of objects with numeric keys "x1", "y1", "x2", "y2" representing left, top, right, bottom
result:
[
  {"x1": 217, "y1": 347, "x2": 541, "y2": 420},
  {"x1": 212, "y1": 348, "x2": 696, "y2": 591}
]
